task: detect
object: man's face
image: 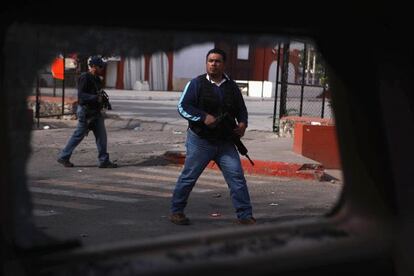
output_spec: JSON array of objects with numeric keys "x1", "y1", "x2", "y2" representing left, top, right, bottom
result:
[
  {"x1": 206, "y1": 53, "x2": 225, "y2": 77},
  {"x1": 92, "y1": 65, "x2": 105, "y2": 75}
]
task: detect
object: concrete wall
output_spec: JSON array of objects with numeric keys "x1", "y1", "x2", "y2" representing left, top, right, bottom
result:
[
  {"x1": 172, "y1": 42, "x2": 214, "y2": 91},
  {"x1": 247, "y1": 81, "x2": 274, "y2": 98}
]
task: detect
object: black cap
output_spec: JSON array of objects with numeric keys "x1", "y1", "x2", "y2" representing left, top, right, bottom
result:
[{"x1": 88, "y1": 56, "x2": 105, "y2": 67}]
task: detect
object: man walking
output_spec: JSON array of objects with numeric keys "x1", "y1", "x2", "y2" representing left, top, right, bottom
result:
[{"x1": 57, "y1": 56, "x2": 117, "y2": 168}]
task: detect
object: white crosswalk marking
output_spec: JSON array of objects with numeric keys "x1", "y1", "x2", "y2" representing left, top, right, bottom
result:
[
  {"x1": 30, "y1": 187, "x2": 141, "y2": 203},
  {"x1": 91, "y1": 177, "x2": 213, "y2": 193},
  {"x1": 112, "y1": 171, "x2": 227, "y2": 188},
  {"x1": 30, "y1": 165, "x2": 273, "y2": 215},
  {"x1": 33, "y1": 198, "x2": 102, "y2": 210},
  {"x1": 33, "y1": 209, "x2": 60, "y2": 217},
  {"x1": 34, "y1": 180, "x2": 173, "y2": 198}
]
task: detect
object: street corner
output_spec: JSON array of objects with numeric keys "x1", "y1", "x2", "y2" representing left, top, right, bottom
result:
[
  {"x1": 163, "y1": 151, "x2": 186, "y2": 164},
  {"x1": 163, "y1": 150, "x2": 327, "y2": 181},
  {"x1": 240, "y1": 160, "x2": 326, "y2": 181}
]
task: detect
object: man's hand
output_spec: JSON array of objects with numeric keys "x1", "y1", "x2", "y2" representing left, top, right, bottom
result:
[
  {"x1": 97, "y1": 94, "x2": 103, "y2": 104},
  {"x1": 233, "y1": 122, "x2": 247, "y2": 137},
  {"x1": 204, "y1": 114, "x2": 217, "y2": 127}
]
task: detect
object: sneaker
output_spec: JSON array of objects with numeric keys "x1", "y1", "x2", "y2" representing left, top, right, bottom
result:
[
  {"x1": 57, "y1": 158, "x2": 74, "y2": 168},
  {"x1": 98, "y1": 161, "x2": 118, "y2": 168},
  {"x1": 237, "y1": 217, "x2": 256, "y2": 225},
  {"x1": 169, "y1": 213, "x2": 190, "y2": 225}
]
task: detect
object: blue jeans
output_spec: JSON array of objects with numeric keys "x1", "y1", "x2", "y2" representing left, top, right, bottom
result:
[
  {"x1": 171, "y1": 129, "x2": 253, "y2": 219},
  {"x1": 58, "y1": 105, "x2": 109, "y2": 165}
]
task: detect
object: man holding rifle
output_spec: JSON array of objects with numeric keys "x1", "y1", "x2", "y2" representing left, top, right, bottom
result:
[
  {"x1": 170, "y1": 48, "x2": 255, "y2": 225},
  {"x1": 57, "y1": 56, "x2": 117, "y2": 168}
]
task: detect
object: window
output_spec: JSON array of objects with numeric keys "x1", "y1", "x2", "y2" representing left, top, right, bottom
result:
[{"x1": 237, "y1": 44, "x2": 249, "y2": 60}]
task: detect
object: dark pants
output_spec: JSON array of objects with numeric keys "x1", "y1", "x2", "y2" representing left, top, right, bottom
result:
[
  {"x1": 171, "y1": 129, "x2": 253, "y2": 219},
  {"x1": 58, "y1": 105, "x2": 109, "y2": 165}
]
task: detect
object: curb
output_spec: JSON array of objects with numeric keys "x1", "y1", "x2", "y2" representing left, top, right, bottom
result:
[{"x1": 163, "y1": 151, "x2": 326, "y2": 181}]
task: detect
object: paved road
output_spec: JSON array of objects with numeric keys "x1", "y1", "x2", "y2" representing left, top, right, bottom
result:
[
  {"x1": 107, "y1": 99, "x2": 279, "y2": 131},
  {"x1": 107, "y1": 98, "x2": 332, "y2": 131},
  {"x1": 27, "y1": 119, "x2": 341, "y2": 246}
]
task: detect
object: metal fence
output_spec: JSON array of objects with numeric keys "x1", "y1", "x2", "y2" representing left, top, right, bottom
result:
[
  {"x1": 30, "y1": 69, "x2": 80, "y2": 128},
  {"x1": 272, "y1": 41, "x2": 331, "y2": 133}
]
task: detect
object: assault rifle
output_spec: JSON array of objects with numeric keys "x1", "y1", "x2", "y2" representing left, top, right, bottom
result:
[
  {"x1": 214, "y1": 112, "x2": 255, "y2": 166},
  {"x1": 84, "y1": 90, "x2": 112, "y2": 137},
  {"x1": 99, "y1": 89, "x2": 112, "y2": 110}
]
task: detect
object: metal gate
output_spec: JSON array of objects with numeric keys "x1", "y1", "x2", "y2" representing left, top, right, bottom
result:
[
  {"x1": 30, "y1": 55, "x2": 81, "y2": 128},
  {"x1": 272, "y1": 41, "x2": 331, "y2": 133}
]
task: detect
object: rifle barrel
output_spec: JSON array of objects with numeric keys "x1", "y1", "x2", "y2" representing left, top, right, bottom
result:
[
  {"x1": 216, "y1": 112, "x2": 254, "y2": 166},
  {"x1": 245, "y1": 154, "x2": 255, "y2": 166}
]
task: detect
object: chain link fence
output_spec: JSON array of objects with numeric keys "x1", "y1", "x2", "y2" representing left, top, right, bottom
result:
[
  {"x1": 29, "y1": 56, "x2": 82, "y2": 128},
  {"x1": 272, "y1": 41, "x2": 332, "y2": 133}
]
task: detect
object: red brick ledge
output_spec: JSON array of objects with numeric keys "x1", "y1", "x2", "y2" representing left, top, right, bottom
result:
[
  {"x1": 282, "y1": 115, "x2": 334, "y2": 126},
  {"x1": 163, "y1": 151, "x2": 325, "y2": 181}
]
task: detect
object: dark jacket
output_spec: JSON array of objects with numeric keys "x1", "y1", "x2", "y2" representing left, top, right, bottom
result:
[
  {"x1": 177, "y1": 73, "x2": 248, "y2": 141},
  {"x1": 77, "y1": 72, "x2": 102, "y2": 110}
]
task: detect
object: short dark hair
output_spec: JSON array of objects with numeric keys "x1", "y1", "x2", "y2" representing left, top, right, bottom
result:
[{"x1": 206, "y1": 48, "x2": 226, "y2": 62}]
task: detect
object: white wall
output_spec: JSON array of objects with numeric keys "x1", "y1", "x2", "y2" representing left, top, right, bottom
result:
[
  {"x1": 268, "y1": 61, "x2": 296, "y2": 83},
  {"x1": 173, "y1": 42, "x2": 214, "y2": 91},
  {"x1": 173, "y1": 42, "x2": 214, "y2": 78},
  {"x1": 248, "y1": 81, "x2": 274, "y2": 98},
  {"x1": 268, "y1": 61, "x2": 280, "y2": 83}
]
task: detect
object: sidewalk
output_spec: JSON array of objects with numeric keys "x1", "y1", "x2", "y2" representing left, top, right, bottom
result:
[
  {"x1": 163, "y1": 132, "x2": 332, "y2": 182},
  {"x1": 105, "y1": 89, "x2": 276, "y2": 102},
  {"x1": 33, "y1": 88, "x2": 277, "y2": 102},
  {"x1": 33, "y1": 88, "x2": 342, "y2": 182}
]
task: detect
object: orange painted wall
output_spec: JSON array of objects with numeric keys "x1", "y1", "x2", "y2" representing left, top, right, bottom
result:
[
  {"x1": 251, "y1": 47, "x2": 302, "y2": 82},
  {"x1": 293, "y1": 123, "x2": 341, "y2": 169}
]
